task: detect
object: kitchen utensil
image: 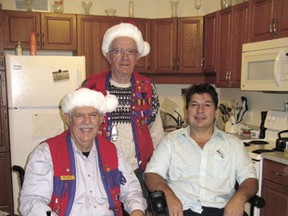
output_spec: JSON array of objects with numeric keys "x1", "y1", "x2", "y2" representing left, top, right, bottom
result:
[
  {"x1": 236, "y1": 96, "x2": 248, "y2": 123},
  {"x1": 219, "y1": 103, "x2": 229, "y2": 123},
  {"x1": 259, "y1": 111, "x2": 267, "y2": 139},
  {"x1": 275, "y1": 130, "x2": 288, "y2": 151}
]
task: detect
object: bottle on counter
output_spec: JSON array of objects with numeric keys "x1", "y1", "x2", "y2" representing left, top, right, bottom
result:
[
  {"x1": 15, "y1": 42, "x2": 23, "y2": 56},
  {"x1": 284, "y1": 100, "x2": 288, "y2": 112},
  {"x1": 30, "y1": 32, "x2": 37, "y2": 56},
  {"x1": 128, "y1": 0, "x2": 134, "y2": 17}
]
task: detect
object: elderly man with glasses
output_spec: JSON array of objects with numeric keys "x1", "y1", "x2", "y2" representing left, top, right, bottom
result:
[{"x1": 82, "y1": 23, "x2": 165, "y2": 209}]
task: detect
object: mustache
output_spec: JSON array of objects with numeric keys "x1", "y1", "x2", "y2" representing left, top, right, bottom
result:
[{"x1": 78, "y1": 124, "x2": 94, "y2": 129}]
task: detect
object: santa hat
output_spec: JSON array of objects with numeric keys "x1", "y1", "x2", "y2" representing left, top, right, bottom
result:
[
  {"x1": 61, "y1": 88, "x2": 118, "y2": 114},
  {"x1": 102, "y1": 23, "x2": 150, "y2": 57}
]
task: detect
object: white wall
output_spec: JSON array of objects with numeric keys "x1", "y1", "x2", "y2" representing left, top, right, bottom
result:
[
  {"x1": 219, "y1": 88, "x2": 288, "y2": 127},
  {"x1": 0, "y1": 0, "x2": 238, "y2": 18}
]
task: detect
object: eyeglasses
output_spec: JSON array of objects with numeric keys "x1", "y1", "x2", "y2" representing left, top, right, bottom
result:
[{"x1": 109, "y1": 48, "x2": 139, "y2": 56}]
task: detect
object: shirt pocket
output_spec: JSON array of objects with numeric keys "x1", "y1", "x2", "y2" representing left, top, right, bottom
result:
[{"x1": 211, "y1": 151, "x2": 232, "y2": 180}]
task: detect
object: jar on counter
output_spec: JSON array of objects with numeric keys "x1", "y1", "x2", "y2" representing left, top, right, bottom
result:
[
  {"x1": 15, "y1": 42, "x2": 23, "y2": 56},
  {"x1": 285, "y1": 100, "x2": 288, "y2": 112},
  {"x1": 53, "y1": 1, "x2": 64, "y2": 14},
  {"x1": 128, "y1": 0, "x2": 134, "y2": 17}
]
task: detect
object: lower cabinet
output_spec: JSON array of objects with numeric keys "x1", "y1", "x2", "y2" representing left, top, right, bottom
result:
[
  {"x1": 261, "y1": 159, "x2": 288, "y2": 216},
  {"x1": 0, "y1": 152, "x2": 14, "y2": 213}
]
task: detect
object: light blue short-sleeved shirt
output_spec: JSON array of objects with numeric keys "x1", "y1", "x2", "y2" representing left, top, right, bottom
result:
[{"x1": 145, "y1": 126, "x2": 257, "y2": 213}]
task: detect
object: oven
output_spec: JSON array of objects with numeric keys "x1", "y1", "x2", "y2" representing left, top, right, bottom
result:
[{"x1": 242, "y1": 110, "x2": 288, "y2": 216}]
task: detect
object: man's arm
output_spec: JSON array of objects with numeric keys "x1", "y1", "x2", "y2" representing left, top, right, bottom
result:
[
  {"x1": 118, "y1": 150, "x2": 147, "y2": 214},
  {"x1": 144, "y1": 172, "x2": 183, "y2": 216},
  {"x1": 149, "y1": 110, "x2": 165, "y2": 148},
  {"x1": 224, "y1": 178, "x2": 258, "y2": 216},
  {"x1": 20, "y1": 143, "x2": 54, "y2": 215}
]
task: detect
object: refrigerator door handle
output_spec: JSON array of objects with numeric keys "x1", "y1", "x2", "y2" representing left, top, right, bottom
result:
[{"x1": 77, "y1": 63, "x2": 85, "y2": 87}]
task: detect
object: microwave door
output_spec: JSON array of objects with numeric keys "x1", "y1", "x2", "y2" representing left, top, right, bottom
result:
[
  {"x1": 241, "y1": 49, "x2": 281, "y2": 91},
  {"x1": 274, "y1": 50, "x2": 286, "y2": 87}
]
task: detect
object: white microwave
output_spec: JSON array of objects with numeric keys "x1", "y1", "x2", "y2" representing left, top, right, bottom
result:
[{"x1": 241, "y1": 37, "x2": 288, "y2": 91}]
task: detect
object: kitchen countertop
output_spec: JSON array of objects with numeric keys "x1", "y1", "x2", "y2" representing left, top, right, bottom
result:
[{"x1": 262, "y1": 151, "x2": 288, "y2": 165}]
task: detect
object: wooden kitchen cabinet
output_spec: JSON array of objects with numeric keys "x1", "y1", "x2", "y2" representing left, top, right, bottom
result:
[
  {"x1": 202, "y1": 11, "x2": 218, "y2": 73},
  {"x1": 249, "y1": 0, "x2": 288, "y2": 42},
  {"x1": 0, "y1": 71, "x2": 9, "y2": 153},
  {"x1": 125, "y1": 18, "x2": 151, "y2": 73},
  {"x1": 261, "y1": 159, "x2": 288, "y2": 216},
  {"x1": 77, "y1": 15, "x2": 124, "y2": 76},
  {"x1": 3, "y1": 10, "x2": 77, "y2": 51},
  {"x1": 0, "y1": 4, "x2": 14, "y2": 214},
  {"x1": 0, "y1": 153, "x2": 14, "y2": 213},
  {"x1": 215, "y1": 2, "x2": 249, "y2": 88},
  {"x1": 151, "y1": 17, "x2": 203, "y2": 74}
]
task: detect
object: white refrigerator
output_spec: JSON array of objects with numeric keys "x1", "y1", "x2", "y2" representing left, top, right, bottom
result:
[{"x1": 5, "y1": 54, "x2": 86, "y2": 214}]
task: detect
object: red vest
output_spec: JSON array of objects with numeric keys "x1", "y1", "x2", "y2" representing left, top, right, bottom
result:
[
  {"x1": 47, "y1": 130, "x2": 124, "y2": 216},
  {"x1": 83, "y1": 71, "x2": 154, "y2": 171}
]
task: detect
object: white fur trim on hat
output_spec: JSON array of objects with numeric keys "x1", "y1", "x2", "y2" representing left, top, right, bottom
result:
[
  {"x1": 102, "y1": 23, "x2": 150, "y2": 57},
  {"x1": 61, "y1": 88, "x2": 118, "y2": 114}
]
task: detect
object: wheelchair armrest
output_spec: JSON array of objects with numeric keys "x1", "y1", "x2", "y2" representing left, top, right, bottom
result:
[
  {"x1": 248, "y1": 195, "x2": 265, "y2": 208},
  {"x1": 12, "y1": 165, "x2": 25, "y2": 188}
]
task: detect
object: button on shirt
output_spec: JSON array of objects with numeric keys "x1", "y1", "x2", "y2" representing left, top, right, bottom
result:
[
  {"x1": 20, "y1": 139, "x2": 146, "y2": 216},
  {"x1": 145, "y1": 127, "x2": 257, "y2": 214}
]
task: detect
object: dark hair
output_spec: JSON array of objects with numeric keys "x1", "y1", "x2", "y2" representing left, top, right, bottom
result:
[{"x1": 185, "y1": 83, "x2": 218, "y2": 110}]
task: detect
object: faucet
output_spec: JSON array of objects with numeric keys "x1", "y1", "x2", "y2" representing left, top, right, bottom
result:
[{"x1": 166, "y1": 110, "x2": 184, "y2": 126}]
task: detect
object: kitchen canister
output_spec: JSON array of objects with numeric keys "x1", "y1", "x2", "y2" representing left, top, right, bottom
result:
[
  {"x1": 220, "y1": 0, "x2": 232, "y2": 9},
  {"x1": 128, "y1": 0, "x2": 134, "y2": 17},
  {"x1": 15, "y1": 42, "x2": 23, "y2": 56},
  {"x1": 30, "y1": 32, "x2": 37, "y2": 56},
  {"x1": 225, "y1": 121, "x2": 239, "y2": 134},
  {"x1": 251, "y1": 130, "x2": 260, "y2": 139}
]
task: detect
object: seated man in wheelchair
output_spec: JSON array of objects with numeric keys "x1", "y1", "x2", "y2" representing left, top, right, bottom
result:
[{"x1": 144, "y1": 83, "x2": 258, "y2": 216}]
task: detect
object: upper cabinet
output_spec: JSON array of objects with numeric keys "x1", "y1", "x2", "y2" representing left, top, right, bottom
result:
[
  {"x1": 0, "y1": 6, "x2": 4, "y2": 71},
  {"x1": 216, "y1": 2, "x2": 249, "y2": 88},
  {"x1": 203, "y1": 2, "x2": 249, "y2": 88},
  {"x1": 249, "y1": 0, "x2": 288, "y2": 42},
  {"x1": 77, "y1": 16, "x2": 151, "y2": 76},
  {"x1": 125, "y1": 18, "x2": 151, "y2": 73},
  {"x1": 3, "y1": 10, "x2": 77, "y2": 51},
  {"x1": 77, "y1": 15, "x2": 124, "y2": 76},
  {"x1": 202, "y1": 11, "x2": 217, "y2": 73},
  {"x1": 151, "y1": 17, "x2": 203, "y2": 74}
]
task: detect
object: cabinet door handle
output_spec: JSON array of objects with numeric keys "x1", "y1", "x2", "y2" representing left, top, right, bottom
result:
[
  {"x1": 273, "y1": 171, "x2": 286, "y2": 176},
  {"x1": 173, "y1": 58, "x2": 176, "y2": 71},
  {"x1": 147, "y1": 59, "x2": 150, "y2": 71},
  {"x1": 176, "y1": 58, "x2": 180, "y2": 71},
  {"x1": 41, "y1": 33, "x2": 45, "y2": 47},
  {"x1": 37, "y1": 33, "x2": 41, "y2": 46},
  {"x1": 201, "y1": 57, "x2": 205, "y2": 68},
  {"x1": 273, "y1": 18, "x2": 279, "y2": 35},
  {"x1": 269, "y1": 21, "x2": 273, "y2": 35},
  {"x1": 226, "y1": 71, "x2": 232, "y2": 87}
]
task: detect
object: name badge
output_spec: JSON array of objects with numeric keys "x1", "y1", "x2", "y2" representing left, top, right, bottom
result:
[{"x1": 60, "y1": 175, "x2": 75, "y2": 181}]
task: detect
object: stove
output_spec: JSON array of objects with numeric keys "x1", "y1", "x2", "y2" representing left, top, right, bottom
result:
[
  {"x1": 242, "y1": 110, "x2": 288, "y2": 216},
  {"x1": 244, "y1": 110, "x2": 288, "y2": 160}
]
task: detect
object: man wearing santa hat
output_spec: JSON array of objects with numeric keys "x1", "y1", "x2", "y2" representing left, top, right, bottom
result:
[{"x1": 20, "y1": 88, "x2": 146, "y2": 216}]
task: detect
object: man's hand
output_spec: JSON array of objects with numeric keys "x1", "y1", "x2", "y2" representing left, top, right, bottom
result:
[
  {"x1": 224, "y1": 196, "x2": 245, "y2": 216},
  {"x1": 165, "y1": 193, "x2": 183, "y2": 216},
  {"x1": 224, "y1": 178, "x2": 258, "y2": 216},
  {"x1": 130, "y1": 209, "x2": 145, "y2": 216},
  {"x1": 145, "y1": 173, "x2": 184, "y2": 216}
]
